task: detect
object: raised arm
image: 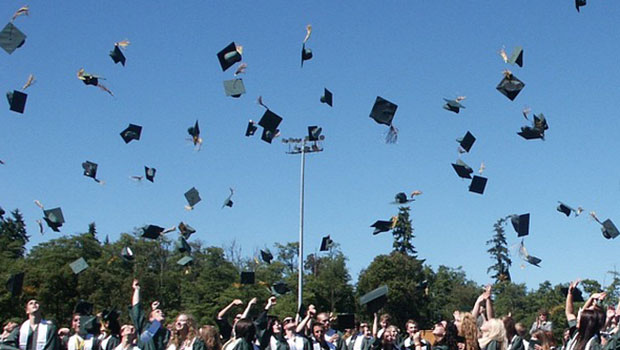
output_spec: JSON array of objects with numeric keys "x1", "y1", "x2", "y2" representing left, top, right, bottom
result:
[
  {"x1": 217, "y1": 299, "x2": 243, "y2": 320},
  {"x1": 484, "y1": 285, "x2": 494, "y2": 320},
  {"x1": 584, "y1": 292, "x2": 607, "y2": 310},
  {"x1": 241, "y1": 298, "x2": 257, "y2": 319},
  {"x1": 296, "y1": 305, "x2": 316, "y2": 334},
  {"x1": 372, "y1": 313, "x2": 378, "y2": 338},
  {"x1": 472, "y1": 289, "x2": 487, "y2": 320},
  {"x1": 132, "y1": 279, "x2": 140, "y2": 306},
  {"x1": 565, "y1": 279, "x2": 579, "y2": 322}
]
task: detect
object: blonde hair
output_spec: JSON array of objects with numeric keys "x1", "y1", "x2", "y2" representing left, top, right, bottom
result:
[
  {"x1": 478, "y1": 319, "x2": 507, "y2": 350},
  {"x1": 168, "y1": 314, "x2": 199, "y2": 349},
  {"x1": 200, "y1": 325, "x2": 222, "y2": 350},
  {"x1": 460, "y1": 313, "x2": 480, "y2": 350}
]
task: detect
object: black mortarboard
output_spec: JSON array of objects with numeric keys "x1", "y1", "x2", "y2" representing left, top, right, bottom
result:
[
  {"x1": 70, "y1": 258, "x2": 89, "y2": 274},
  {"x1": 245, "y1": 120, "x2": 257, "y2": 137},
  {"x1": 223, "y1": 78, "x2": 246, "y2": 98},
  {"x1": 0, "y1": 22, "x2": 26, "y2": 54},
  {"x1": 217, "y1": 42, "x2": 242, "y2": 72},
  {"x1": 121, "y1": 246, "x2": 134, "y2": 261},
  {"x1": 336, "y1": 314, "x2": 355, "y2": 330},
  {"x1": 178, "y1": 222, "x2": 196, "y2": 239},
  {"x1": 120, "y1": 124, "x2": 142, "y2": 144},
  {"x1": 240, "y1": 271, "x2": 255, "y2": 285},
  {"x1": 508, "y1": 46, "x2": 523, "y2": 67},
  {"x1": 452, "y1": 159, "x2": 473, "y2": 179},
  {"x1": 259, "y1": 110, "x2": 283, "y2": 132},
  {"x1": 176, "y1": 237, "x2": 192, "y2": 253},
  {"x1": 6, "y1": 272, "x2": 24, "y2": 297},
  {"x1": 109, "y1": 45, "x2": 126, "y2": 66},
  {"x1": 469, "y1": 175, "x2": 488, "y2": 194},
  {"x1": 222, "y1": 188, "x2": 234, "y2": 209},
  {"x1": 601, "y1": 219, "x2": 619, "y2": 239},
  {"x1": 261, "y1": 128, "x2": 278, "y2": 144},
  {"x1": 82, "y1": 315, "x2": 101, "y2": 335},
  {"x1": 320, "y1": 235, "x2": 332, "y2": 251},
  {"x1": 369, "y1": 96, "x2": 398, "y2": 126},
  {"x1": 360, "y1": 285, "x2": 388, "y2": 313},
  {"x1": 188, "y1": 120, "x2": 200, "y2": 138},
  {"x1": 457, "y1": 131, "x2": 476, "y2": 153},
  {"x1": 6, "y1": 90, "x2": 27, "y2": 114},
  {"x1": 145, "y1": 167, "x2": 156, "y2": 183},
  {"x1": 511, "y1": 214, "x2": 530, "y2": 237},
  {"x1": 561, "y1": 286, "x2": 585, "y2": 302},
  {"x1": 518, "y1": 127, "x2": 544, "y2": 140},
  {"x1": 321, "y1": 88, "x2": 333, "y2": 107},
  {"x1": 443, "y1": 98, "x2": 465, "y2": 114},
  {"x1": 177, "y1": 256, "x2": 194, "y2": 266},
  {"x1": 576, "y1": 0, "x2": 586, "y2": 12},
  {"x1": 141, "y1": 225, "x2": 165, "y2": 239},
  {"x1": 526, "y1": 255, "x2": 542, "y2": 267},
  {"x1": 393, "y1": 192, "x2": 413, "y2": 204},
  {"x1": 260, "y1": 249, "x2": 273, "y2": 264},
  {"x1": 271, "y1": 282, "x2": 291, "y2": 296},
  {"x1": 371, "y1": 220, "x2": 393, "y2": 235},
  {"x1": 82, "y1": 161, "x2": 99, "y2": 181},
  {"x1": 43, "y1": 207, "x2": 64, "y2": 232},
  {"x1": 308, "y1": 126, "x2": 322, "y2": 142},
  {"x1": 297, "y1": 303, "x2": 307, "y2": 317},
  {"x1": 74, "y1": 300, "x2": 94, "y2": 315},
  {"x1": 301, "y1": 43, "x2": 313, "y2": 67},
  {"x1": 557, "y1": 203, "x2": 573, "y2": 217},
  {"x1": 184, "y1": 187, "x2": 201, "y2": 208},
  {"x1": 102, "y1": 309, "x2": 120, "y2": 322},
  {"x1": 496, "y1": 72, "x2": 525, "y2": 101}
]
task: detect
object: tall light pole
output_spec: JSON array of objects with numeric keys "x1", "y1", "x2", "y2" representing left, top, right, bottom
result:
[{"x1": 283, "y1": 130, "x2": 325, "y2": 314}]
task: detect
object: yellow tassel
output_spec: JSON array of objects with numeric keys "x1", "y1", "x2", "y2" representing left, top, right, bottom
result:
[
  {"x1": 116, "y1": 40, "x2": 130, "y2": 49},
  {"x1": 11, "y1": 5, "x2": 29, "y2": 22},
  {"x1": 303, "y1": 24, "x2": 312, "y2": 43},
  {"x1": 22, "y1": 74, "x2": 35, "y2": 90}
]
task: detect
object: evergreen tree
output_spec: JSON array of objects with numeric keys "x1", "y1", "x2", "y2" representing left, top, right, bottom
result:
[
  {"x1": 0, "y1": 209, "x2": 29, "y2": 259},
  {"x1": 486, "y1": 217, "x2": 512, "y2": 282},
  {"x1": 392, "y1": 206, "x2": 417, "y2": 257}
]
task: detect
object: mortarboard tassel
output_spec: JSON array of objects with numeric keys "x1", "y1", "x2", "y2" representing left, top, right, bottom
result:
[
  {"x1": 36, "y1": 219, "x2": 43, "y2": 234},
  {"x1": 303, "y1": 24, "x2": 312, "y2": 44},
  {"x1": 115, "y1": 40, "x2": 130, "y2": 49},
  {"x1": 130, "y1": 175, "x2": 143, "y2": 182},
  {"x1": 11, "y1": 5, "x2": 29, "y2": 22},
  {"x1": 162, "y1": 226, "x2": 176, "y2": 234},
  {"x1": 234, "y1": 63, "x2": 247, "y2": 76},
  {"x1": 34, "y1": 199, "x2": 44, "y2": 210},
  {"x1": 479, "y1": 161, "x2": 486, "y2": 174},
  {"x1": 499, "y1": 46, "x2": 509, "y2": 63},
  {"x1": 590, "y1": 211, "x2": 602, "y2": 225},
  {"x1": 410, "y1": 190, "x2": 423, "y2": 197},
  {"x1": 184, "y1": 205, "x2": 194, "y2": 211},
  {"x1": 385, "y1": 125, "x2": 398, "y2": 144},
  {"x1": 257, "y1": 95, "x2": 269, "y2": 110},
  {"x1": 22, "y1": 74, "x2": 35, "y2": 90},
  {"x1": 575, "y1": 207, "x2": 584, "y2": 216},
  {"x1": 390, "y1": 215, "x2": 398, "y2": 228},
  {"x1": 522, "y1": 107, "x2": 531, "y2": 121}
]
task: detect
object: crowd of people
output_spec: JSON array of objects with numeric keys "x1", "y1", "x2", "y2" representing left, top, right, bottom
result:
[{"x1": 1, "y1": 280, "x2": 619, "y2": 350}]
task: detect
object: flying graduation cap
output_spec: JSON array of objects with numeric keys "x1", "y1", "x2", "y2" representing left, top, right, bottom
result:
[
  {"x1": 371, "y1": 217, "x2": 397, "y2": 235},
  {"x1": 308, "y1": 126, "x2": 323, "y2": 142},
  {"x1": 260, "y1": 249, "x2": 273, "y2": 264},
  {"x1": 145, "y1": 167, "x2": 156, "y2": 182},
  {"x1": 184, "y1": 187, "x2": 201, "y2": 210},
  {"x1": 217, "y1": 42, "x2": 243, "y2": 72},
  {"x1": 34, "y1": 200, "x2": 65, "y2": 233},
  {"x1": 496, "y1": 70, "x2": 525, "y2": 101},
  {"x1": 321, "y1": 88, "x2": 333, "y2": 107},
  {"x1": 500, "y1": 46, "x2": 523, "y2": 67},
  {"x1": 301, "y1": 25, "x2": 313, "y2": 67},
  {"x1": 82, "y1": 161, "x2": 103, "y2": 183},
  {"x1": 360, "y1": 285, "x2": 389, "y2": 313},
  {"x1": 517, "y1": 240, "x2": 541, "y2": 267},
  {"x1": 457, "y1": 131, "x2": 476, "y2": 153},
  {"x1": 70, "y1": 257, "x2": 89, "y2": 274},
  {"x1": 176, "y1": 237, "x2": 191, "y2": 254},
  {"x1": 518, "y1": 113, "x2": 548, "y2": 140},
  {"x1": 576, "y1": 0, "x2": 586, "y2": 12},
  {"x1": 0, "y1": 22, "x2": 26, "y2": 55},
  {"x1": 469, "y1": 175, "x2": 488, "y2": 195},
  {"x1": 452, "y1": 159, "x2": 474, "y2": 179},
  {"x1": 369, "y1": 96, "x2": 399, "y2": 143},
  {"x1": 178, "y1": 222, "x2": 196, "y2": 239},
  {"x1": 187, "y1": 120, "x2": 202, "y2": 149},
  {"x1": 320, "y1": 235, "x2": 333, "y2": 251},
  {"x1": 270, "y1": 282, "x2": 291, "y2": 296},
  {"x1": 511, "y1": 213, "x2": 530, "y2": 237},
  {"x1": 246, "y1": 120, "x2": 258, "y2": 137},
  {"x1": 557, "y1": 202, "x2": 583, "y2": 217},
  {"x1": 120, "y1": 124, "x2": 142, "y2": 143},
  {"x1": 77, "y1": 68, "x2": 113, "y2": 96},
  {"x1": 392, "y1": 192, "x2": 414, "y2": 205},
  {"x1": 222, "y1": 188, "x2": 234, "y2": 208},
  {"x1": 141, "y1": 225, "x2": 165, "y2": 239},
  {"x1": 109, "y1": 40, "x2": 130, "y2": 66},
  {"x1": 443, "y1": 97, "x2": 466, "y2": 114},
  {"x1": 258, "y1": 108, "x2": 282, "y2": 144},
  {"x1": 121, "y1": 246, "x2": 134, "y2": 261},
  {"x1": 223, "y1": 79, "x2": 246, "y2": 98},
  {"x1": 6, "y1": 90, "x2": 27, "y2": 114}
]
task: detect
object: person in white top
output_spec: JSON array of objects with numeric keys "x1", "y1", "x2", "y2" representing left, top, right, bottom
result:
[
  {"x1": 166, "y1": 315, "x2": 204, "y2": 350},
  {"x1": 114, "y1": 325, "x2": 140, "y2": 350},
  {"x1": 5, "y1": 299, "x2": 59, "y2": 350}
]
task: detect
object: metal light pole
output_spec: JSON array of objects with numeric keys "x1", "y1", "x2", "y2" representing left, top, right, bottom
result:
[{"x1": 283, "y1": 132, "x2": 325, "y2": 314}]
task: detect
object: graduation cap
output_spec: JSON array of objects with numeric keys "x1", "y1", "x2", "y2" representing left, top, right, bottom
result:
[
  {"x1": 145, "y1": 167, "x2": 156, "y2": 182},
  {"x1": 245, "y1": 120, "x2": 258, "y2": 137},
  {"x1": 0, "y1": 22, "x2": 26, "y2": 54},
  {"x1": 496, "y1": 71, "x2": 525, "y2": 101},
  {"x1": 518, "y1": 113, "x2": 548, "y2": 140},
  {"x1": 222, "y1": 188, "x2": 234, "y2": 208},
  {"x1": 576, "y1": 0, "x2": 586, "y2": 12},
  {"x1": 452, "y1": 159, "x2": 473, "y2": 179},
  {"x1": 176, "y1": 237, "x2": 192, "y2": 253},
  {"x1": 187, "y1": 120, "x2": 202, "y2": 147},
  {"x1": 561, "y1": 286, "x2": 585, "y2": 302},
  {"x1": 371, "y1": 220, "x2": 394, "y2": 235},
  {"x1": 6, "y1": 272, "x2": 24, "y2": 297},
  {"x1": 457, "y1": 131, "x2": 476, "y2": 153},
  {"x1": 82, "y1": 161, "x2": 102, "y2": 183},
  {"x1": 77, "y1": 69, "x2": 113, "y2": 96},
  {"x1": 557, "y1": 202, "x2": 573, "y2": 217},
  {"x1": 301, "y1": 43, "x2": 313, "y2": 67},
  {"x1": 259, "y1": 110, "x2": 283, "y2": 132},
  {"x1": 178, "y1": 222, "x2": 196, "y2": 239},
  {"x1": 120, "y1": 124, "x2": 142, "y2": 144},
  {"x1": 217, "y1": 42, "x2": 242, "y2": 72},
  {"x1": 517, "y1": 240, "x2": 541, "y2": 267},
  {"x1": 308, "y1": 126, "x2": 322, "y2": 141},
  {"x1": 121, "y1": 246, "x2": 134, "y2": 261},
  {"x1": 261, "y1": 129, "x2": 279, "y2": 144},
  {"x1": 369, "y1": 96, "x2": 399, "y2": 143},
  {"x1": 601, "y1": 219, "x2": 619, "y2": 239},
  {"x1": 109, "y1": 45, "x2": 126, "y2": 66},
  {"x1": 271, "y1": 282, "x2": 291, "y2": 296},
  {"x1": 6, "y1": 90, "x2": 27, "y2": 114},
  {"x1": 177, "y1": 256, "x2": 194, "y2": 266},
  {"x1": 223, "y1": 79, "x2": 246, "y2": 98},
  {"x1": 43, "y1": 207, "x2": 65, "y2": 232},
  {"x1": 70, "y1": 258, "x2": 89, "y2": 274},
  {"x1": 443, "y1": 98, "x2": 466, "y2": 114},
  {"x1": 511, "y1": 214, "x2": 530, "y2": 237},
  {"x1": 82, "y1": 315, "x2": 101, "y2": 336},
  {"x1": 321, "y1": 88, "x2": 333, "y2": 107},
  {"x1": 360, "y1": 285, "x2": 388, "y2": 313},
  {"x1": 184, "y1": 187, "x2": 201, "y2": 209},
  {"x1": 336, "y1": 314, "x2": 355, "y2": 331},
  {"x1": 240, "y1": 271, "x2": 255, "y2": 285},
  {"x1": 260, "y1": 249, "x2": 273, "y2": 264},
  {"x1": 393, "y1": 192, "x2": 414, "y2": 204},
  {"x1": 320, "y1": 235, "x2": 333, "y2": 251},
  {"x1": 469, "y1": 175, "x2": 488, "y2": 194},
  {"x1": 508, "y1": 46, "x2": 523, "y2": 67},
  {"x1": 74, "y1": 300, "x2": 94, "y2": 315},
  {"x1": 141, "y1": 225, "x2": 165, "y2": 239}
]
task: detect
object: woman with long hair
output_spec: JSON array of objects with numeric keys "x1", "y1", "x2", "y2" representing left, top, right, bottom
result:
[
  {"x1": 478, "y1": 319, "x2": 507, "y2": 350},
  {"x1": 459, "y1": 313, "x2": 480, "y2": 350},
  {"x1": 503, "y1": 316, "x2": 524, "y2": 350},
  {"x1": 167, "y1": 314, "x2": 205, "y2": 350},
  {"x1": 433, "y1": 321, "x2": 460, "y2": 350},
  {"x1": 258, "y1": 317, "x2": 289, "y2": 350},
  {"x1": 232, "y1": 318, "x2": 257, "y2": 350},
  {"x1": 528, "y1": 330, "x2": 553, "y2": 350},
  {"x1": 199, "y1": 326, "x2": 222, "y2": 350},
  {"x1": 564, "y1": 280, "x2": 606, "y2": 350}
]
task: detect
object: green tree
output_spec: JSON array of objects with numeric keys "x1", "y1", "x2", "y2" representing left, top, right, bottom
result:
[
  {"x1": 0, "y1": 209, "x2": 29, "y2": 260},
  {"x1": 605, "y1": 267, "x2": 620, "y2": 303},
  {"x1": 486, "y1": 217, "x2": 512, "y2": 282},
  {"x1": 392, "y1": 207, "x2": 417, "y2": 257},
  {"x1": 304, "y1": 243, "x2": 354, "y2": 313},
  {"x1": 426, "y1": 266, "x2": 480, "y2": 322}
]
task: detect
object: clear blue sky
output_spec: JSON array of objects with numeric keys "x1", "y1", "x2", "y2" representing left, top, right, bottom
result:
[{"x1": 2, "y1": 1, "x2": 620, "y2": 291}]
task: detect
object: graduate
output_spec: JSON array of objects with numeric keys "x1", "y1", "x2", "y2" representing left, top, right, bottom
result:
[
  {"x1": 399, "y1": 321, "x2": 428, "y2": 350},
  {"x1": 216, "y1": 299, "x2": 256, "y2": 343},
  {"x1": 345, "y1": 323, "x2": 372, "y2": 350},
  {"x1": 315, "y1": 314, "x2": 343, "y2": 350},
  {"x1": 129, "y1": 280, "x2": 170, "y2": 350},
  {"x1": 257, "y1": 297, "x2": 289, "y2": 350},
  {"x1": 114, "y1": 325, "x2": 140, "y2": 350},
  {"x1": 4, "y1": 299, "x2": 59, "y2": 350},
  {"x1": 99, "y1": 311, "x2": 121, "y2": 350},
  {"x1": 166, "y1": 314, "x2": 205, "y2": 350},
  {"x1": 282, "y1": 317, "x2": 310, "y2": 350},
  {"x1": 371, "y1": 326, "x2": 400, "y2": 350},
  {"x1": 503, "y1": 316, "x2": 524, "y2": 350}
]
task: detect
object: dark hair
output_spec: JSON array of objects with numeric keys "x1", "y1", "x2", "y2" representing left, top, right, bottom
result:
[
  {"x1": 234, "y1": 318, "x2": 256, "y2": 343},
  {"x1": 538, "y1": 309, "x2": 548, "y2": 317},
  {"x1": 503, "y1": 316, "x2": 516, "y2": 343},
  {"x1": 437, "y1": 321, "x2": 459, "y2": 350},
  {"x1": 574, "y1": 309, "x2": 604, "y2": 350},
  {"x1": 267, "y1": 317, "x2": 280, "y2": 332}
]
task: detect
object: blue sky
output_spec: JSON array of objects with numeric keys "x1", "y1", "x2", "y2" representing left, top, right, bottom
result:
[{"x1": 2, "y1": 1, "x2": 620, "y2": 291}]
